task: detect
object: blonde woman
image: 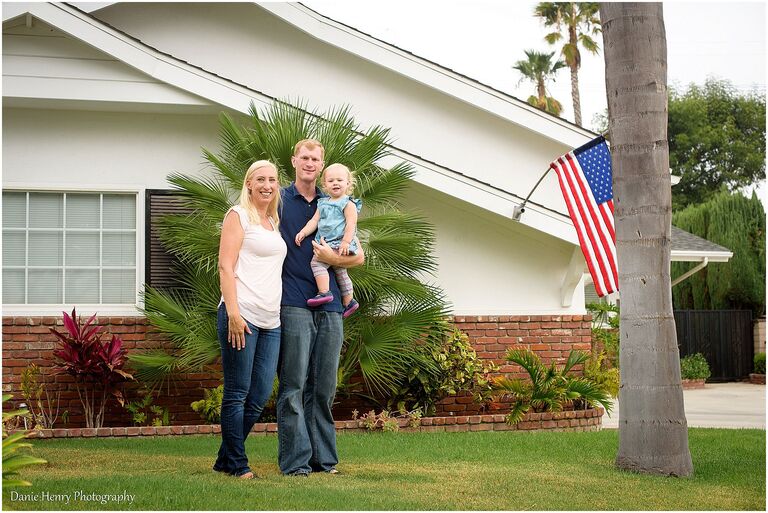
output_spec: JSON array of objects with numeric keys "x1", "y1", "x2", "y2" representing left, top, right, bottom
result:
[{"x1": 213, "y1": 160, "x2": 286, "y2": 479}]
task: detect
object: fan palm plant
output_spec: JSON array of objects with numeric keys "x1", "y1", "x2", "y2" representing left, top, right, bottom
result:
[
  {"x1": 493, "y1": 349, "x2": 613, "y2": 424},
  {"x1": 130, "y1": 100, "x2": 452, "y2": 398},
  {"x1": 534, "y1": 2, "x2": 601, "y2": 126},
  {"x1": 513, "y1": 50, "x2": 567, "y2": 116}
]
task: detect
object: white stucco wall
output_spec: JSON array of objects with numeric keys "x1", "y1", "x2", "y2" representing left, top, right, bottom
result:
[
  {"x1": 403, "y1": 183, "x2": 585, "y2": 315},
  {"x1": 2, "y1": 108, "x2": 221, "y2": 189}
]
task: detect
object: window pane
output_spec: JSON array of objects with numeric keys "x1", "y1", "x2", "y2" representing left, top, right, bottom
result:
[
  {"x1": 102, "y1": 269, "x2": 135, "y2": 303},
  {"x1": 66, "y1": 232, "x2": 99, "y2": 266},
  {"x1": 29, "y1": 193, "x2": 63, "y2": 228},
  {"x1": 29, "y1": 269, "x2": 62, "y2": 303},
  {"x1": 29, "y1": 231, "x2": 62, "y2": 266},
  {"x1": 65, "y1": 269, "x2": 99, "y2": 303},
  {"x1": 103, "y1": 195, "x2": 136, "y2": 229},
  {"x1": 2, "y1": 192, "x2": 26, "y2": 228},
  {"x1": 66, "y1": 194, "x2": 100, "y2": 229},
  {"x1": 2, "y1": 269, "x2": 25, "y2": 303},
  {"x1": 103, "y1": 232, "x2": 136, "y2": 265},
  {"x1": 2, "y1": 231, "x2": 26, "y2": 266}
]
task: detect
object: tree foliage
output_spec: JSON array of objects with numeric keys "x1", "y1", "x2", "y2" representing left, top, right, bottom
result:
[
  {"x1": 513, "y1": 49, "x2": 567, "y2": 116},
  {"x1": 130, "y1": 101, "x2": 452, "y2": 398},
  {"x1": 672, "y1": 190, "x2": 765, "y2": 315},
  {"x1": 669, "y1": 79, "x2": 766, "y2": 209},
  {"x1": 534, "y1": 2, "x2": 601, "y2": 126}
]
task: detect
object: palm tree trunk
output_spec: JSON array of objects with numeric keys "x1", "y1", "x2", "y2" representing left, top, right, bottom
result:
[
  {"x1": 600, "y1": 2, "x2": 693, "y2": 477},
  {"x1": 570, "y1": 66, "x2": 581, "y2": 126}
]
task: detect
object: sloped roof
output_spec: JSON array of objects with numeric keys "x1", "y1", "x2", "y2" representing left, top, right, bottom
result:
[{"x1": 671, "y1": 226, "x2": 732, "y2": 261}]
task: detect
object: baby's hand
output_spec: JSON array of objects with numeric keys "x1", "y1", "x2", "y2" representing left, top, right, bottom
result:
[
  {"x1": 339, "y1": 240, "x2": 350, "y2": 256},
  {"x1": 295, "y1": 232, "x2": 306, "y2": 246}
]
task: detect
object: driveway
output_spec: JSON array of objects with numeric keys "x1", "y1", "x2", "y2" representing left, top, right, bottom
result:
[{"x1": 602, "y1": 382, "x2": 765, "y2": 429}]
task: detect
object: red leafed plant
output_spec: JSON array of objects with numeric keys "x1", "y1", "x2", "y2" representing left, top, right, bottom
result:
[{"x1": 51, "y1": 308, "x2": 134, "y2": 428}]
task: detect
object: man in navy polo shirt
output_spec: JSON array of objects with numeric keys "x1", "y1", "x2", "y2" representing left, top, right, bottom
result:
[{"x1": 276, "y1": 139, "x2": 364, "y2": 476}]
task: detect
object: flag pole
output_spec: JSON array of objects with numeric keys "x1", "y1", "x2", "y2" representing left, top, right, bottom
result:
[{"x1": 512, "y1": 167, "x2": 551, "y2": 221}]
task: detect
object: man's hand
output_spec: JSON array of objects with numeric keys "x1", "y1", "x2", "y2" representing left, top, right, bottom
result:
[{"x1": 312, "y1": 237, "x2": 339, "y2": 265}]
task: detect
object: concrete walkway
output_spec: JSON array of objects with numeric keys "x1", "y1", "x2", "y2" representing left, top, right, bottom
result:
[{"x1": 602, "y1": 382, "x2": 765, "y2": 429}]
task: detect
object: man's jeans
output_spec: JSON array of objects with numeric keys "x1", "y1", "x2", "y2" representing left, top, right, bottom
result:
[
  {"x1": 277, "y1": 306, "x2": 344, "y2": 474},
  {"x1": 214, "y1": 303, "x2": 280, "y2": 477}
]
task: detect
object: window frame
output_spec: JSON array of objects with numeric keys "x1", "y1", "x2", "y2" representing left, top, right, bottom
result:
[{"x1": 2, "y1": 184, "x2": 145, "y2": 316}]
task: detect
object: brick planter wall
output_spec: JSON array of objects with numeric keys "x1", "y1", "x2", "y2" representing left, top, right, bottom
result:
[
  {"x1": 2, "y1": 316, "x2": 220, "y2": 427},
  {"x1": 3, "y1": 314, "x2": 593, "y2": 427},
  {"x1": 22, "y1": 408, "x2": 604, "y2": 438}
]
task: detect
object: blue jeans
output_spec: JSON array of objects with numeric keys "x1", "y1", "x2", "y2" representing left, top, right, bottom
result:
[
  {"x1": 213, "y1": 303, "x2": 280, "y2": 477},
  {"x1": 277, "y1": 306, "x2": 344, "y2": 474}
]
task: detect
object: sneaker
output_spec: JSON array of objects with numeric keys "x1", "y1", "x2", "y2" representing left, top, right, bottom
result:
[
  {"x1": 327, "y1": 468, "x2": 340, "y2": 475},
  {"x1": 286, "y1": 471, "x2": 310, "y2": 478},
  {"x1": 342, "y1": 299, "x2": 359, "y2": 319},
  {"x1": 307, "y1": 292, "x2": 334, "y2": 307}
]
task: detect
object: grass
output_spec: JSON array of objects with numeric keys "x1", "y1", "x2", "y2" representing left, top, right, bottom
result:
[{"x1": 2, "y1": 428, "x2": 764, "y2": 510}]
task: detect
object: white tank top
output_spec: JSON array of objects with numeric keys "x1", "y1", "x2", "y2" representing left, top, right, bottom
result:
[{"x1": 221, "y1": 205, "x2": 287, "y2": 329}]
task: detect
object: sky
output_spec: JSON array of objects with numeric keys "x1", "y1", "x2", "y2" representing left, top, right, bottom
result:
[{"x1": 301, "y1": 0, "x2": 767, "y2": 132}]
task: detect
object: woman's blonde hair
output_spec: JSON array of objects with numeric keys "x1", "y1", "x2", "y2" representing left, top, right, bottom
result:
[
  {"x1": 238, "y1": 160, "x2": 281, "y2": 226},
  {"x1": 321, "y1": 163, "x2": 355, "y2": 196}
]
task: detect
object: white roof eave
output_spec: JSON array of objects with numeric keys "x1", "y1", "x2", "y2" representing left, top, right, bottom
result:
[{"x1": 671, "y1": 250, "x2": 733, "y2": 263}]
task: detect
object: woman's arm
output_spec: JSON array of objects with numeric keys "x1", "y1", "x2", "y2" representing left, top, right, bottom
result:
[
  {"x1": 295, "y1": 209, "x2": 320, "y2": 246},
  {"x1": 338, "y1": 201, "x2": 359, "y2": 256},
  {"x1": 218, "y1": 210, "x2": 251, "y2": 350}
]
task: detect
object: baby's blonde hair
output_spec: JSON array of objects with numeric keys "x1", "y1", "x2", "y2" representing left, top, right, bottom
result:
[
  {"x1": 238, "y1": 160, "x2": 281, "y2": 226},
  {"x1": 321, "y1": 163, "x2": 355, "y2": 196}
]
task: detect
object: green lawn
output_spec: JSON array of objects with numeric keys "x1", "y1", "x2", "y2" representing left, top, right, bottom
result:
[{"x1": 3, "y1": 429, "x2": 765, "y2": 510}]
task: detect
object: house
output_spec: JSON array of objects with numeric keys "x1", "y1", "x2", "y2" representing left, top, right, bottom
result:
[{"x1": 2, "y1": 2, "x2": 732, "y2": 422}]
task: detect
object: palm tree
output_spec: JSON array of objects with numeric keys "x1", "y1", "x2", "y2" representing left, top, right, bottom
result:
[
  {"x1": 130, "y1": 100, "x2": 452, "y2": 398},
  {"x1": 513, "y1": 49, "x2": 567, "y2": 116},
  {"x1": 534, "y1": 2, "x2": 601, "y2": 126},
  {"x1": 600, "y1": 3, "x2": 693, "y2": 476}
]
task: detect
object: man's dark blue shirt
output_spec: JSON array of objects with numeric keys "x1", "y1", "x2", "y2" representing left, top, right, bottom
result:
[{"x1": 278, "y1": 182, "x2": 343, "y2": 313}]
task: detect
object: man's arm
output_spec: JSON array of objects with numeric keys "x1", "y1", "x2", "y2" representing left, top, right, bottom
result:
[{"x1": 312, "y1": 238, "x2": 364, "y2": 268}]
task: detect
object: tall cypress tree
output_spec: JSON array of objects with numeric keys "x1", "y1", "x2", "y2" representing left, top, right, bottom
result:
[{"x1": 672, "y1": 190, "x2": 765, "y2": 315}]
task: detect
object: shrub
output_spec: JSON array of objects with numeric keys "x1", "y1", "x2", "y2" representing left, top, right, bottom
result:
[
  {"x1": 385, "y1": 327, "x2": 498, "y2": 416},
  {"x1": 191, "y1": 385, "x2": 223, "y2": 424},
  {"x1": 583, "y1": 351, "x2": 620, "y2": 398},
  {"x1": 680, "y1": 353, "x2": 712, "y2": 380},
  {"x1": 50, "y1": 308, "x2": 134, "y2": 428},
  {"x1": 20, "y1": 364, "x2": 60, "y2": 429},
  {"x1": 754, "y1": 352, "x2": 766, "y2": 374},
  {"x1": 124, "y1": 388, "x2": 170, "y2": 427},
  {"x1": 2, "y1": 395, "x2": 47, "y2": 488},
  {"x1": 493, "y1": 349, "x2": 614, "y2": 425},
  {"x1": 586, "y1": 302, "x2": 620, "y2": 367}
]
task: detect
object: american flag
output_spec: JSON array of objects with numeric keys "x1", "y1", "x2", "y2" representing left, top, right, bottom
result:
[{"x1": 551, "y1": 136, "x2": 618, "y2": 297}]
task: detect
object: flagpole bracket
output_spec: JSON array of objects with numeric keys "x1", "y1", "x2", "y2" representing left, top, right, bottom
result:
[{"x1": 512, "y1": 205, "x2": 525, "y2": 221}]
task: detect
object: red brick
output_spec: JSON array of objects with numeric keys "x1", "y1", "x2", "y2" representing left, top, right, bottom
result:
[
  {"x1": 266, "y1": 423, "x2": 278, "y2": 432},
  {"x1": 80, "y1": 428, "x2": 97, "y2": 437},
  {"x1": 445, "y1": 424, "x2": 468, "y2": 432},
  {"x1": 470, "y1": 423, "x2": 493, "y2": 431},
  {"x1": 197, "y1": 425, "x2": 212, "y2": 434},
  {"x1": 454, "y1": 416, "x2": 469, "y2": 424},
  {"x1": 96, "y1": 428, "x2": 111, "y2": 437},
  {"x1": 419, "y1": 425, "x2": 445, "y2": 433}
]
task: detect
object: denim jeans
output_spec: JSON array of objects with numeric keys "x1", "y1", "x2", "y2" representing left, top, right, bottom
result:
[
  {"x1": 213, "y1": 303, "x2": 280, "y2": 477},
  {"x1": 277, "y1": 306, "x2": 344, "y2": 474}
]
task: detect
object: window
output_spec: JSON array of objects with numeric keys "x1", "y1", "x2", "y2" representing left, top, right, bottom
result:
[{"x1": 2, "y1": 191, "x2": 138, "y2": 305}]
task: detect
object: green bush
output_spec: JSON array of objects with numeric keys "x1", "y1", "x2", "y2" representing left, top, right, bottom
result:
[
  {"x1": 2, "y1": 395, "x2": 47, "y2": 488},
  {"x1": 583, "y1": 352, "x2": 620, "y2": 398},
  {"x1": 191, "y1": 385, "x2": 223, "y2": 424},
  {"x1": 493, "y1": 349, "x2": 614, "y2": 424},
  {"x1": 680, "y1": 353, "x2": 712, "y2": 380},
  {"x1": 754, "y1": 352, "x2": 766, "y2": 374},
  {"x1": 586, "y1": 302, "x2": 620, "y2": 367},
  {"x1": 385, "y1": 326, "x2": 498, "y2": 416}
]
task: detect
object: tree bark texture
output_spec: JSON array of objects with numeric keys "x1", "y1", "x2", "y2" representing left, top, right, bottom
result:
[{"x1": 600, "y1": 3, "x2": 693, "y2": 477}]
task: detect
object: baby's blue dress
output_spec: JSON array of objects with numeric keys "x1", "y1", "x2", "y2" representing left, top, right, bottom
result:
[{"x1": 314, "y1": 195, "x2": 363, "y2": 253}]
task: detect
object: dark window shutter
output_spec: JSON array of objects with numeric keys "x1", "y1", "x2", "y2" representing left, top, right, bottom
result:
[{"x1": 145, "y1": 190, "x2": 192, "y2": 290}]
